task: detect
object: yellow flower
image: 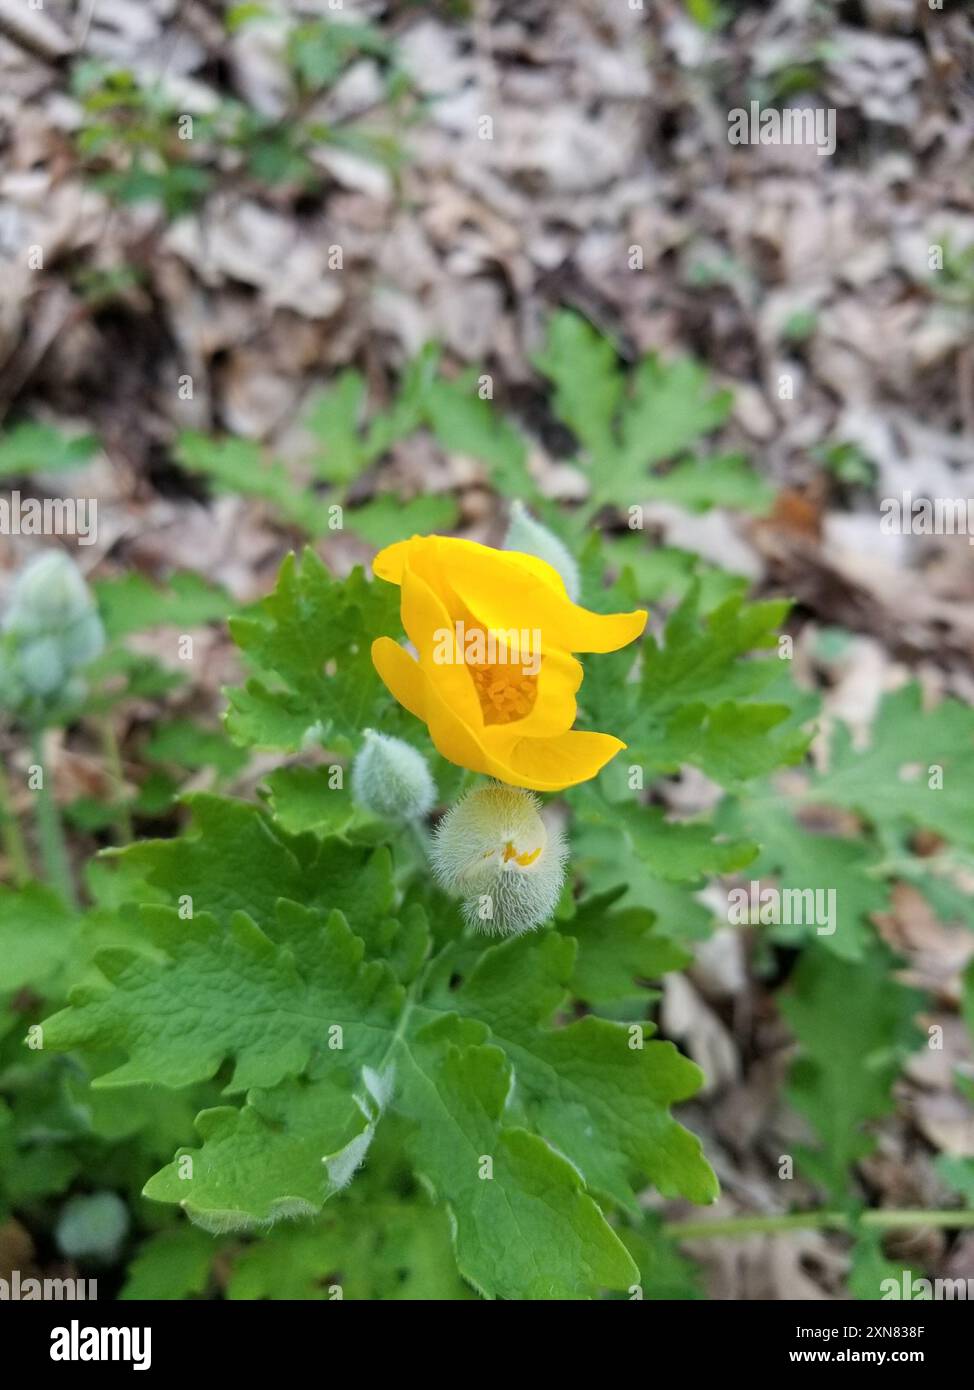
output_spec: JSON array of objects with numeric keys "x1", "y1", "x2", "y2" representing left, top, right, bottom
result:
[{"x1": 370, "y1": 535, "x2": 646, "y2": 792}]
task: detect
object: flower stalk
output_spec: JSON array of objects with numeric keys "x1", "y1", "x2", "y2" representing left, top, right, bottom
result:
[
  {"x1": 30, "y1": 727, "x2": 77, "y2": 909},
  {"x1": 664, "y1": 1209, "x2": 974, "y2": 1241}
]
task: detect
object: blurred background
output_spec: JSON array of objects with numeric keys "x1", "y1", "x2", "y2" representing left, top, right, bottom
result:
[{"x1": 1, "y1": 0, "x2": 973, "y2": 1300}]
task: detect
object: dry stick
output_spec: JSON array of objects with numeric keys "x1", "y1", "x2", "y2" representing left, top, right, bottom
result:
[
  {"x1": 0, "y1": 752, "x2": 30, "y2": 885},
  {"x1": 664, "y1": 1210, "x2": 974, "y2": 1241}
]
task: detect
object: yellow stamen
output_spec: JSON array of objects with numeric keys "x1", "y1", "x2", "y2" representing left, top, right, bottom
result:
[
  {"x1": 502, "y1": 840, "x2": 542, "y2": 867},
  {"x1": 469, "y1": 658, "x2": 539, "y2": 725}
]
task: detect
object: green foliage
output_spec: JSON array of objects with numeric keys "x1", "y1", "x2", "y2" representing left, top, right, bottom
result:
[
  {"x1": 144, "y1": 721, "x2": 248, "y2": 783},
  {"x1": 0, "y1": 884, "x2": 83, "y2": 996},
  {"x1": 928, "y1": 236, "x2": 974, "y2": 311},
  {"x1": 556, "y1": 889, "x2": 690, "y2": 1008},
  {"x1": 94, "y1": 572, "x2": 237, "y2": 641},
  {"x1": 570, "y1": 790, "x2": 758, "y2": 932},
  {"x1": 937, "y1": 1154, "x2": 974, "y2": 1205},
  {"x1": 719, "y1": 795, "x2": 885, "y2": 961},
  {"x1": 807, "y1": 684, "x2": 974, "y2": 852},
  {"x1": 534, "y1": 312, "x2": 771, "y2": 515},
  {"x1": 171, "y1": 317, "x2": 770, "y2": 546},
  {"x1": 174, "y1": 435, "x2": 338, "y2": 534},
  {"x1": 71, "y1": 24, "x2": 406, "y2": 216},
  {"x1": 781, "y1": 947, "x2": 923, "y2": 1202},
  {"x1": 261, "y1": 766, "x2": 368, "y2": 837},
  {"x1": 175, "y1": 428, "x2": 460, "y2": 545},
  {"x1": 288, "y1": 17, "x2": 393, "y2": 93},
  {"x1": 225, "y1": 549, "x2": 402, "y2": 754},
  {"x1": 718, "y1": 683, "x2": 974, "y2": 961},
  {"x1": 30, "y1": 542, "x2": 752, "y2": 1298},
  {"x1": 557, "y1": 574, "x2": 810, "y2": 951},
  {"x1": 40, "y1": 786, "x2": 712, "y2": 1293},
  {"x1": 618, "y1": 1213, "x2": 704, "y2": 1299},
  {"x1": 581, "y1": 582, "x2": 809, "y2": 788},
  {"x1": 816, "y1": 439, "x2": 876, "y2": 487},
  {"x1": 428, "y1": 932, "x2": 717, "y2": 1213},
  {"x1": 6, "y1": 323, "x2": 971, "y2": 1298},
  {"x1": 121, "y1": 1226, "x2": 215, "y2": 1300},
  {"x1": 174, "y1": 348, "x2": 521, "y2": 543},
  {"x1": 0, "y1": 423, "x2": 98, "y2": 478},
  {"x1": 225, "y1": 1184, "x2": 473, "y2": 1300},
  {"x1": 848, "y1": 1231, "x2": 914, "y2": 1302}
]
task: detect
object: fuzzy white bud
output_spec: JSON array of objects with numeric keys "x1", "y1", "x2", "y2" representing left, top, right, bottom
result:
[
  {"x1": 2, "y1": 552, "x2": 105, "y2": 701},
  {"x1": 55, "y1": 1191, "x2": 130, "y2": 1265},
  {"x1": 6, "y1": 551, "x2": 90, "y2": 626},
  {"x1": 504, "y1": 500, "x2": 580, "y2": 601},
  {"x1": 351, "y1": 729, "x2": 436, "y2": 822},
  {"x1": 431, "y1": 782, "x2": 567, "y2": 936}
]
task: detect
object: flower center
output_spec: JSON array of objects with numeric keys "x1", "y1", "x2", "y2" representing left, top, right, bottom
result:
[
  {"x1": 502, "y1": 840, "x2": 542, "y2": 867},
  {"x1": 480, "y1": 838, "x2": 544, "y2": 870},
  {"x1": 469, "y1": 660, "x2": 539, "y2": 725}
]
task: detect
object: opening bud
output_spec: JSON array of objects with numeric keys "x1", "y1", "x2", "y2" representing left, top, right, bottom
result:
[{"x1": 431, "y1": 782, "x2": 567, "y2": 936}]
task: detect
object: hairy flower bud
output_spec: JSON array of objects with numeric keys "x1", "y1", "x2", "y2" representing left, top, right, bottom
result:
[
  {"x1": 351, "y1": 729, "x2": 436, "y2": 822},
  {"x1": 55, "y1": 1191, "x2": 130, "y2": 1265},
  {"x1": 431, "y1": 782, "x2": 567, "y2": 936},
  {"x1": 2, "y1": 552, "x2": 105, "y2": 701},
  {"x1": 6, "y1": 551, "x2": 93, "y2": 628},
  {"x1": 503, "y1": 500, "x2": 580, "y2": 601},
  {"x1": 16, "y1": 635, "x2": 65, "y2": 698}
]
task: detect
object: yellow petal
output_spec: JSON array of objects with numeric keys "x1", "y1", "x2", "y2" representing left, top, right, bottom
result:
[
  {"x1": 372, "y1": 538, "x2": 416, "y2": 587},
  {"x1": 370, "y1": 637, "x2": 428, "y2": 722},
  {"x1": 371, "y1": 533, "x2": 643, "y2": 793},
  {"x1": 422, "y1": 677, "x2": 504, "y2": 779},
  {"x1": 433, "y1": 535, "x2": 569, "y2": 596},
  {"x1": 399, "y1": 558, "x2": 481, "y2": 726},
  {"x1": 501, "y1": 730, "x2": 627, "y2": 791},
  {"x1": 372, "y1": 637, "x2": 625, "y2": 791},
  {"x1": 441, "y1": 539, "x2": 646, "y2": 653},
  {"x1": 372, "y1": 637, "x2": 495, "y2": 777}
]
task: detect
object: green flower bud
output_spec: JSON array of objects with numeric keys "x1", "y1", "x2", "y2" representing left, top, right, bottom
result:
[
  {"x1": 504, "y1": 500, "x2": 580, "y2": 601},
  {"x1": 431, "y1": 782, "x2": 567, "y2": 936},
  {"x1": 2, "y1": 552, "x2": 105, "y2": 706},
  {"x1": 62, "y1": 610, "x2": 106, "y2": 669},
  {"x1": 351, "y1": 729, "x2": 436, "y2": 822},
  {"x1": 0, "y1": 635, "x2": 27, "y2": 707},
  {"x1": 16, "y1": 636, "x2": 66, "y2": 697},
  {"x1": 55, "y1": 1191, "x2": 130, "y2": 1265},
  {"x1": 4, "y1": 551, "x2": 97, "y2": 631}
]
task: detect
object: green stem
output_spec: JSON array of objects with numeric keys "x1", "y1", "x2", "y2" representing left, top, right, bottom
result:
[
  {"x1": 408, "y1": 819, "x2": 429, "y2": 861},
  {"x1": 0, "y1": 751, "x2": 31, "y2": 886},
  {"x1": 664, "y1": 1209, "x2": 974, "y2": 1241},
  {"x1": 30, "y1": 728, "x2": 77, "y2": 909},
  {"x1": 99, "y1": 715, "x2": 132, "y2": 844}
]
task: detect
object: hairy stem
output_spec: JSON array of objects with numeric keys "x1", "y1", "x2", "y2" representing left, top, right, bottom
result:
[
  {"x1": 30, "y1": 727, "x2": 77, "y2": 908},
  {"x1": 664, "y1": 1209, "x2": 974, "y2": 1241}
]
